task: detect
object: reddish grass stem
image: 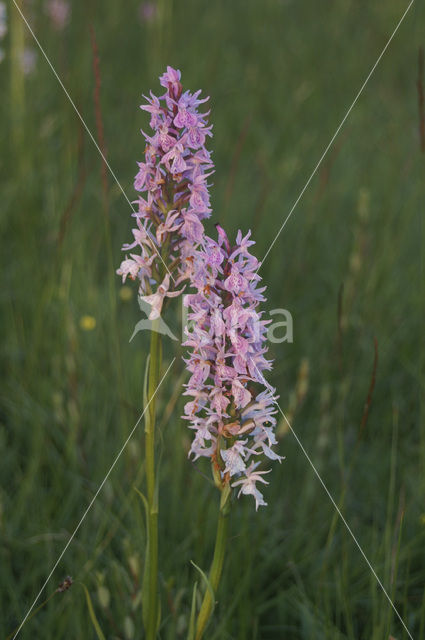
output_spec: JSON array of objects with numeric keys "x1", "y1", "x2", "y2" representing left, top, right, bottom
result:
[
  {"x1": 359, "y1": 336, "x2": 378, "y2": 437},
  {"x1": 58, "y1": 124, "x2": 86, "y2": 247},
  {"x1": 89, "y1": 25, "x2": 109, "y2": 211}
]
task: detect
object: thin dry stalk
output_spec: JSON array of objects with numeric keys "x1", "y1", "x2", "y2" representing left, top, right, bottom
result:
[
  {"x1": 418, "y1": 47, "x2": 425, "y2": 153},
  {"x1": 89, "y1": 25, "x2": 109, "y2": 212},
  {"x1": 359, "y1": 336, "x2": 378, "y2": 438}
]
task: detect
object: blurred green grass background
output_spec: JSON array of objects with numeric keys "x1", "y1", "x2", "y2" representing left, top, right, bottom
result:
[{"x1": 1, "y1": 0, "x2": 425, "y2": 637}]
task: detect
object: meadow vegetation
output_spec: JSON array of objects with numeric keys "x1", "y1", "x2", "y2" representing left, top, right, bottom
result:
[{"x1": 1, "y1": 1, "x2": 424, "y2": 637}]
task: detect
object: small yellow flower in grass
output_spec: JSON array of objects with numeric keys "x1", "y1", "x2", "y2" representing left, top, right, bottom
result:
[
  {"x1": 119, "y1": 285, "x2": 133, "y2": 302},
  {"x1": 79, "y1": 315, "x2": 96, "y2": 331},
  {"x1": 420, "y1": 514, "x2": 425, "y2": 526}
]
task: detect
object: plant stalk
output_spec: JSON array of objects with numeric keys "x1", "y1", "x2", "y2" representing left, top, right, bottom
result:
[
  {"x1": 145, "y1": 319, "x2": 161, "y2": 639},
  {"x1": 195, "y1": 507, "x2": 229, "y2": 640}
]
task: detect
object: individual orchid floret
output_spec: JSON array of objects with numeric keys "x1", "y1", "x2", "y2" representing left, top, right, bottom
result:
[
  {"x1": 140, "y1": 274, "x2": 184, "y2": 320},
  {"x1": 182, "y1": 226, "x2": 282, "y2": 510},
  {"x1": 117, "y1": 66, "x2": 214, "y2": 320},
  {"x1": 232, "y1": 463, "x2": 271, "y2": 511}
]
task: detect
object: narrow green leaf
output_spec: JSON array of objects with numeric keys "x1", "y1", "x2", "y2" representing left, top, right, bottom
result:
[
  {"x1": 129, "y1": 319, "x2": 151, "y2": 342},
  {"x1": 80, "y1": 582, "x2": 106, "y2": 640},
  {"x1": 190, "y1": 561, "x2": 215, "y2": 616},
  {"x1": 187, "y1": 581, "x2": 198, "y2": 640},
  {"x1": 134, "y1": 486, "x2": 150, "y2": 632}
]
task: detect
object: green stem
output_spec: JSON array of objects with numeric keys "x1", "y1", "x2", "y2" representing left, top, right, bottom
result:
[
  {"x1": 145, "y1": 320, "x2": 161, "y2": 639},
  {"x1": 195, "y1": 507, "x2": 229, "y2": 640}
]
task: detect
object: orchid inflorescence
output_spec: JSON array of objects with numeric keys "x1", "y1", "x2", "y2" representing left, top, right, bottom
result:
[
  {"x1": 118, "y1": 66, "x2": 282, "y2": 510},
  {"x1": 183, "y1": 226, "x2": 282, "y2": 509},
  {"x1": 117, "y1": 66, "x2": 214, "y2": 320}
]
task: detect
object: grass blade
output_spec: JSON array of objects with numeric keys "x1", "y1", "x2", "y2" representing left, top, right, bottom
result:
[{"x1": 80, "y1": 582, "x2": 106, "y2": 640}]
